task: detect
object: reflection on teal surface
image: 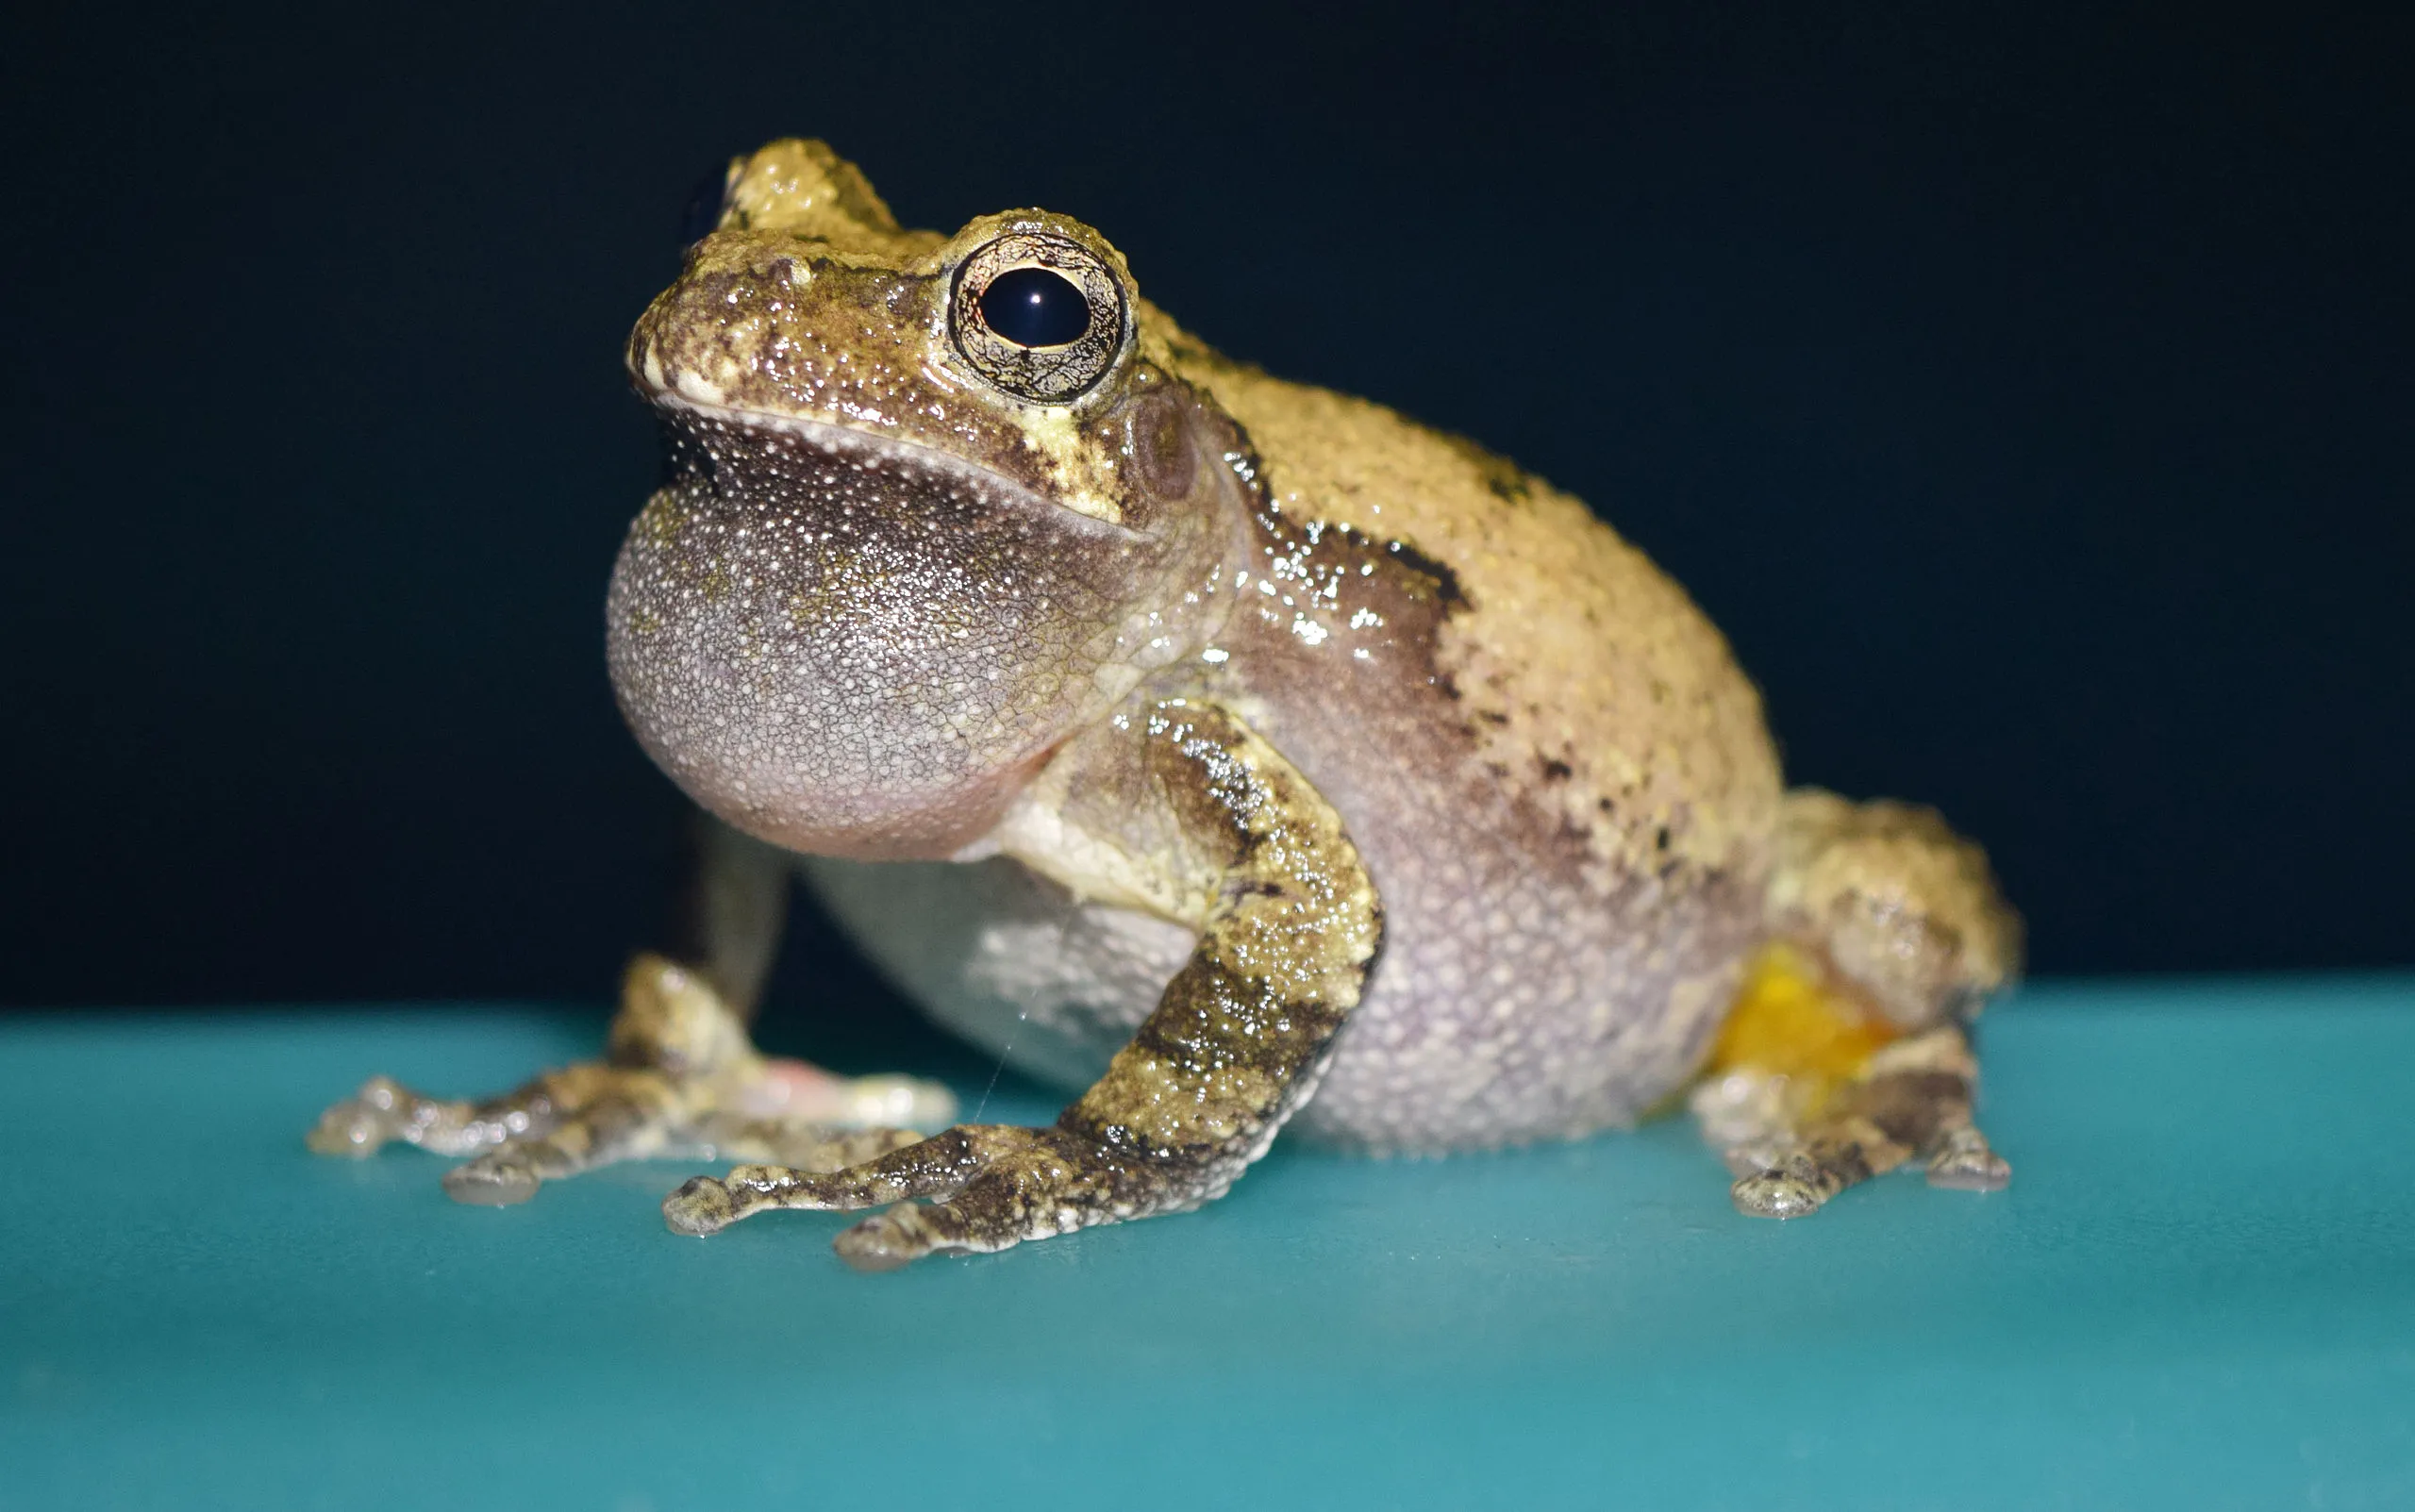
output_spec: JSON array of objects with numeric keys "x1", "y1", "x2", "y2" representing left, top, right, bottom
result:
[{"x1": 4, "y1": 977, "x2": 2412, "y2": 1510}]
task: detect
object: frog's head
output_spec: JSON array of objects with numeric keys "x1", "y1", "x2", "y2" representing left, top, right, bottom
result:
[{"x1": 608, "y1": 141, "x2": 1246, "y2": 859}]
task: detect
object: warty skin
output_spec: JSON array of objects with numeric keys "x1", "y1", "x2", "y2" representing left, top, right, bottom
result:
[
  {"x1": 307, "y1": 141, "x2": 2017, "y2": 1269},
  {"x1": 608, "y1": 141, "x2": 1786, "y2": 1152}
]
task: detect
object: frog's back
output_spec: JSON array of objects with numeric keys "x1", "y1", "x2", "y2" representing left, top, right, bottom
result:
[{"x1": 1193, "y1": 358, "x2": 1781, "y2": 886}]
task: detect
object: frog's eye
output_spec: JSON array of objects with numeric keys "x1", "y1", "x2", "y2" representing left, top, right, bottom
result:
[
  {"x1": 950, "y1": 234, "x2": 1127, "y2": 403},
  {"x1": 979, "y1": 268, "x2": 1091, "y2": 346}
]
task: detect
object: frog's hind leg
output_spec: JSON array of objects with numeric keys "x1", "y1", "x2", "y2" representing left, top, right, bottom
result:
[
  {"x1": 1691, "y1": 789, "x2": 2021, "y2": 1219},
  {"x1": 1708, "y1": 1022, "x2": 2007, "y2": 1219},
  {"x1": 308, "y1": 817, "x2": 954, "y2": 1204}
]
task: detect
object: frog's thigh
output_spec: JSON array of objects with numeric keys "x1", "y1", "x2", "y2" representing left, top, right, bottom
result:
[{"x1": 661, "y1": 701, "x2": 1383, "y2": 1270}]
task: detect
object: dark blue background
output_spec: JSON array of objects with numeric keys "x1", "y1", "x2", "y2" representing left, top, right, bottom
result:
[{"x1": 4, "y1": 4, "x2": 2407, "y2": 1007}]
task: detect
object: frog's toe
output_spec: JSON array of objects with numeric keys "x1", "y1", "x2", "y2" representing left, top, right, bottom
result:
[
  {"x1": 307, "y1": 1085, "x2": 400, "y2": 1157},
  {"x1": 307, "y1": 1073, "x2": 547, "y2": 1160},
  {"x1": 827, "y1": 1170, "x2": 1085, "y2": 1271},
  {"x1": 1731, "y1": 1155, "x2": 1831, "y2": 1219},
  {"x1": 660, "y1": 1152, "x2": 912, "y2": 1237},
  {"x1": 308, "y1": 1074, "x2": 453, "y2": 1157},
  {"x1": 833, "y1": 1204, "x2": 973, "y2": 1272},
  {"x1": 657, "y1": 1124, "x2": 1141, "y2": 1268},
  {"x1": 662, "y1": 1174, "x2": 741, "y2": 1236},
  {"x1": 657, "y1": 1168, "x2": 967, "y2": 1265},
  {"x1": 1924, "y1": 1126, "x2": 2011, "y2": 1190},
  {"x1": 443, "y1": 1153, "x2": 543, "y2": 1206}
]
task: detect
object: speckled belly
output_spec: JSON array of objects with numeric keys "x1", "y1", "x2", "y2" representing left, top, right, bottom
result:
[{"x1": 801, "y1": 844, "x2": 1761, "y2": 1153}]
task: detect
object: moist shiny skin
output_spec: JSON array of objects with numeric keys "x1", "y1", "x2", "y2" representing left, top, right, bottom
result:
[
  {"x1": 308, "y1": 139, "x2": 2014, "y2": 1263},
  {"x1": 608, "y1": 140, "x2": 1783, "y2": 1153}
]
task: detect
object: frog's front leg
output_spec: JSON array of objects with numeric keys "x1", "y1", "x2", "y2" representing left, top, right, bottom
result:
[
  {"x1": 661, "y1": 699, "x2": 1382, "y2": 1270},
  {"x1": 308, "y1": 819, "x2": 953, "y2": 1203},
  {"x1": 1693, "y1": 789, "x2": 2020, "y2": 1219}
]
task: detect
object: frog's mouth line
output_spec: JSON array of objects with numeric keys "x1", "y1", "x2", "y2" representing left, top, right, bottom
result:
[{"x1": 648, "y1": 391, "x2": 1144, "y2": 541}]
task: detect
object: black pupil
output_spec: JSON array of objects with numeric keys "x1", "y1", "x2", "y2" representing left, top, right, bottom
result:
[{"x1": 978, "y1": 267, "x2": 1091, "y2": 347}]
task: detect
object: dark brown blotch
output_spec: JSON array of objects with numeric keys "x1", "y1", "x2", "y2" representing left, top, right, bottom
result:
[
  {"x1": 1850, "y1": 1071, "x2": 1975, "y2": 1147},
  {"x1": 1384, "y1": 539, "x2": 1469, "y2": 608}
]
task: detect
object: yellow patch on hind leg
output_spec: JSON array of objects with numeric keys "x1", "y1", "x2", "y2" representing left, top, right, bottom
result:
[
  {"x1": 1694, "y1": 941, "x2": 2007, "y2": 1217},
  {"x1": 1707, "y1": 942, "x2": 1900, "y2": 1086},
  {"x1": 1688, "y1": 943, "x2": 1899, "y2": 1151}
]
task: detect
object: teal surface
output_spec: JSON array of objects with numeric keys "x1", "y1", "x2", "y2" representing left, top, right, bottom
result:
[{"x1": 4, "y1": 978, "x2": 2412, "y2": 1511}]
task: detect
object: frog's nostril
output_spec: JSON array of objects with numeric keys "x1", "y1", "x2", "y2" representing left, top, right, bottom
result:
[{"x1": 977, "y1": 267, "x2": 1091, "y2": 348}]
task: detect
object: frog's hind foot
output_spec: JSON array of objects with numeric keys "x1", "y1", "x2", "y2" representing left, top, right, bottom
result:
[
  {"x1": 1716, "y1": 1027, "x2": 2007, "y2": 1219},
  {"x1": 1696, "y1": 789, "x2": 2020, "y2": 1219}
]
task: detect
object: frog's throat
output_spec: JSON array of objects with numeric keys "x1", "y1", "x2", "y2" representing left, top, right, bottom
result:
[{"x1": 648, "y1": 391, "x2": 1145, "y2": 542}]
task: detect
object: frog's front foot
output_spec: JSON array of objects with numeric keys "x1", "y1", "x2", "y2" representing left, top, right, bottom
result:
[
  {"x1": 662, "y1": 1122, "x2": 1217, "y2": 1271},
  {"x1": 308, "y1": 955, "x2": 954, "y2": 1206},
  {"x1": 308, "y1": 1072, "x2": 550, "y2": 1159}
]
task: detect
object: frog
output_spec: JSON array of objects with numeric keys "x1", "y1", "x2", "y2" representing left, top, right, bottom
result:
[{"x1": 310, "y1": 140, "x2": 2021, "y2": 1270}]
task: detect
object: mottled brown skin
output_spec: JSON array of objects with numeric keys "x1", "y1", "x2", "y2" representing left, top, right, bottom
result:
[
  {"x1": 662, "y1": 702, "x2": 1378, "y2": 1268},
  {"x1": 312, "y1": 140, "x2": 2021, "y2": 1265}
]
